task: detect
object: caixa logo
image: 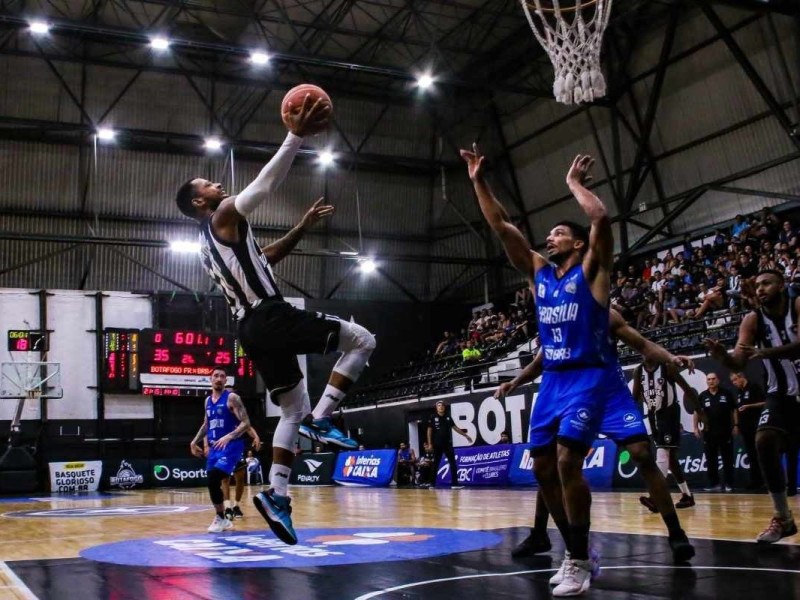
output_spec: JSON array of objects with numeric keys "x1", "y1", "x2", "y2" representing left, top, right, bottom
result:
[{"x1": 153, "y1": 465, "x2": 207, "y2": 482}]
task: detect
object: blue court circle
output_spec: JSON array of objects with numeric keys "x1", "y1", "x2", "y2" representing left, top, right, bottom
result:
[{"x1": 80, "y1": 527, "x2": 503, "y2": 569}]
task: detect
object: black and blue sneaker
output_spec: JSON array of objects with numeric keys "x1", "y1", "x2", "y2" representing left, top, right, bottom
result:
[
  {"x1": 254, "y1": 490, "x2": 298, "y2": 545},
  {"x1": 299, "y1": 417, "x2": 358, "y2": 449}
]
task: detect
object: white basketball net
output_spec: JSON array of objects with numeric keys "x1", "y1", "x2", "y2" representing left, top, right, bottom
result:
[{"x1": 520, "y1": 0, "x2": 613, "y2": 105}]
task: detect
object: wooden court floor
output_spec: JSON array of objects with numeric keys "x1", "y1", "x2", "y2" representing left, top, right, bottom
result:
[{"x1": 0, "y1": 486, "x2": 799, "y2": 599}]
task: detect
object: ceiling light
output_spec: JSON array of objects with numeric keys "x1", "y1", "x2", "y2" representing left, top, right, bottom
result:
[
  {"x1": 29, "y1": 21, "x2": 50, "y2": 35},
  {"x1": 150, "y1": 36, "x2": 170, "y2": 51},
  {"x1": 318, "y1": 150, "x2": 335, "y2": 167},
  {"x1": 339, "y1": 251, "x2": 359, "y2": 256},
  {"x1": 96, "y1": 128, "x2": 116, "y2": 141},
  {"x1": 170, "y1": 241, "x2": 201, "y2": 254},
  {"x1": 250, "y1": 51, "x2": 270, "y2": 65},
  {"x1": 417, "y1": 73, "x2": 435, "y2": 90},
  {"x1": 204, "y1": 137, "x2": 223, "y2": 151},
  {"x1": 359, "y1": 259, "x2": 376, "y2": 274}
]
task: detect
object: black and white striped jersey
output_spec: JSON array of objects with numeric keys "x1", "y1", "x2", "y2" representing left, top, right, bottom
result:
[
  {"x1": 756, "y1": 303, "x2": 799, "y2": 397},
  {"x1": 199, "y1": 216, "x2": 282, "y2": 320},
  {"x1": 639, "y1": 364, "x2": 677, "y2": 414}
]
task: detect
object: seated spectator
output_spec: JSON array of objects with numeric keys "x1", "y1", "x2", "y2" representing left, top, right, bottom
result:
[
  {"x1": 397, "y1": 442, "x2": 417, "y2": 485},
  {"x1": 779, "y1": 220, "x2": 798, "y2": 247},
  {"x1": 712, "y1": 229, "x2": 727, "y2": 248},
  {"x1": 663, "y1": 292, "x2": 683, "y2": 325},
  {"x1": 499, "y1": 431, "x2": 511, "y2": 444},
  {"x1": 416, "y1": 442, "x2": 435, "y2": 486},
  {"x1": 691, "y1": 277, "x2": 728, "y2": 319},
  {"x1": 434, "y1": 331, "x2": 457, "y2": 356},
  {"x1": 245, "y1": 449, "x2": 260, "y2": 472},
  {"x1": 513, "y1": 287, "x2": 532, "y2": 309},
  {"x1": 732, "y1": 214, "x2": 749, "y2": 239}
]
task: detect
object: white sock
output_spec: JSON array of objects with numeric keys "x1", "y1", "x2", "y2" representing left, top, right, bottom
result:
[
  {"x1": 678, "y1": 481, "x2": 690, "y2": 496},
  {"x1": 269, "y1": 463, "x2": 292, "y2": 496},
  {"x1": 232, "y1": 500, "x2": 238, "y2": 508},
  {"x1": 223, "y1": 500, "x2": 231, "y2": 509},
  {"x1": 312, "y1": 385, "x2": 347, "y2": 419}
]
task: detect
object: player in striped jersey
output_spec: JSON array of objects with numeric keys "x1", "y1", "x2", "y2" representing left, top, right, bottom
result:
[
  {"x1": 176, "y1": 95, "x2": 376, "y2": 545},
  {"x1": 632, "y1": 359, "x2": 698, "y2": 511},
  {"x1": 706, "y1": 269, "x2": 800, "y2": 543}
]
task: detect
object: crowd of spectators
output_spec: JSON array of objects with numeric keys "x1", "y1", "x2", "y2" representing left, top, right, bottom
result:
[{"x1": 611, "y1": 208, "x2": 800, "y2": 330}]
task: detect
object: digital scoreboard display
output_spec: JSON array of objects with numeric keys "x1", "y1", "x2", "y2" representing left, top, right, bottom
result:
[
  {"x1": 103, "y1": 329, "x2": 139, "y2": 392},
  {"x1": 7, "y1": 330, "x2": 48, "y2": 352}
]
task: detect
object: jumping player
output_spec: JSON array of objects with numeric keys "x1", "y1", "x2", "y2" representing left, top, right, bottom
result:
[
  {"x1": 176, "y1": 96, "x2": 376, "y2": 545},
  {"x1": 462, "y1": 145, "x2": 692, "y2": 596},
  {"x1": 496, "y1": 309, "x2": 696, "y2": 560},
  {"x1": 632, "y1": 357, "x2": 698, "y2": 512},
  {"x1": 705, "y1": 269, "x2": 800, "y2": 543},
  {"x1": 190, "y1": 367, "x2": 250, "y2": 533}
]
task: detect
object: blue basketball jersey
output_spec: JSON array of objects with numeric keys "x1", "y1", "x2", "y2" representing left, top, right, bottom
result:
[
  {"x1": 534, "y1": 263, "x2": 615, "y2": 371},
  {"x1": 205, "y1": 390, "x2": 238, "y2": 443}
]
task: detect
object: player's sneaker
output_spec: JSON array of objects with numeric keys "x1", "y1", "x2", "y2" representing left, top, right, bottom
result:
[
  {"x1": 756, "y1": 516, "x2": 798, "y2": 544},
  {"x1": 552, "y1": 558, "x2": 593, "y2": 596},
  {"x1": 299, "y1": 417, "x2": 358, "y2": 449},
  {"x1": 675, "y1": 494, "x2": 695, "y2": 509},
  {"x1": 550, "y1": 549, "x2": 599, "y2": 586},
  {"x1": 254, "y1": 490, "x2": 298, "y2": 545},
  {"x1": 207, "y1": 515, "x2": 233, "y2": 533},
  {"x1": 224, "y1": 507, "x2": 234, "y2": 521},
  {"x1": 639, "y1": 496, "x2": 658, "y2": 513},
  {"x1": 511, "y1": 528, "x2": 552, "y2": 558},
  {"x1": 668, "y1": 531, "x2": 695, "y2": 563},
  {"x1": 232, "y1": 505, "x2": 244, "y2": 519},
  {"x1": 451, "y1": 485, "x2": 465, "y2": 490}
]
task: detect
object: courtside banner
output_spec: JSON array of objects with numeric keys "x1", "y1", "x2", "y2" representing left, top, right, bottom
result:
[
  {"x1": 151, "y1": 459, "x2": 208, "y2": 488},
  {"x1": 435, "y1": 444, "x2": 514, "y2": 486},
  {"x1": 334, "y1": 449, "x2": 397, "y2": 487},
  {"x1": 291, "y1": 452, "x2": 335, "y2": 485},
  {"x1": 508, "y1": 440, "x2": 616, "y2": 488},
  {"x1": 49, "y1": 460, "x2": 102, "y2": 492}
]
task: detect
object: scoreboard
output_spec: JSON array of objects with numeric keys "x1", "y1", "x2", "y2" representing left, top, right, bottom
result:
[{"x1": 102, "y1": 328, "x2": 257, "y2": 396}]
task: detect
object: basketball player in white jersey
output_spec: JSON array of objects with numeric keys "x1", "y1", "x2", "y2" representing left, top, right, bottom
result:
[
  {"x1": 632, "y1": 358, "x2": 699, "y2": 511},
  {"x1": 706, "y1": 269, "x2": 800, "y2": 543},
  {"x1": 176, "y1": 96, "x2": 376, "y2": 545}
]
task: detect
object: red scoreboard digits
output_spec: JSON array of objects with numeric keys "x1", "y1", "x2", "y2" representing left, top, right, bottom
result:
[{"x1": 139, "y1": 329, "x2": 235, "y2": 376}]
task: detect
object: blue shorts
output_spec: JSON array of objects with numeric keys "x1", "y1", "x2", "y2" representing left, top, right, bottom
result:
[
  {"x1": 530, "y1": 365, "x2": 647, "y2": 453},
  {"x1": 206, "y1": 440, "x2": 245, "y2": 476}
]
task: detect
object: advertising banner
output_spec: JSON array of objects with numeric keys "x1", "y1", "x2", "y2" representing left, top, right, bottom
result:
[
  {"x1": 102, "y1": 459, "x2": 149, "y2": 490},
  {"x1": 291, "y1": 452, "x2": 336, "y2": 485},
  {"x1": 150, "y1": 459, "x2": 208, "y2": 488},
  {"x1": 49, "y1": 460, "x2": 102, "y2": 492},
  {"x1": 507, "y1": 440, "x2": 616, "y2": 488},
  {"x1": 435, "y1": 444, "x2": 514, "y2": 486},
  {"x1": 334, "y1": 449, "x2": 397, "y2": 487}
]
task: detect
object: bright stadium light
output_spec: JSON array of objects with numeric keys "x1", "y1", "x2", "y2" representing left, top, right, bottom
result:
[
  {"x1": 318, "y1": 150, "x2": 335, "y2": 167},
  {"x1": 250, "y1": 51, "x2": 270, "y2": 65},
  {"x1": 29, "y1": 21, "x2": 50, "y2": 35},
  {"x1": 96, "y1": 128, "x2": 116, "y2": 141},
  {"x1": 339, "y1": 251, "x2": 359, "y2": 256},
  {"x1": 359, "y1": 258, "x2": 377, "y2": 274},
  {"x1": 150, "y1": 36, "x2": 170, "y2": 51},
  {"x1": 204, "y1": 137, "x2": 223, "y2": 151},
  {"x1": 416, "y1": 73, "x2": 435, "y2": 90},
  {"x1": 170, "y1": 241, "x2": 201, "y2": 254}
]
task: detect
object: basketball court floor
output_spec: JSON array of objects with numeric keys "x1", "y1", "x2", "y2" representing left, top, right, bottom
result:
[{"x1": 1, "y1": 487, "x2": 798, "y2": 599}]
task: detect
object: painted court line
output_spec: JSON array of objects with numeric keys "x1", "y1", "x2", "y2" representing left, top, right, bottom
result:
[{"x1": 0, "y1": 561, "x2": 38, "y2": 600}]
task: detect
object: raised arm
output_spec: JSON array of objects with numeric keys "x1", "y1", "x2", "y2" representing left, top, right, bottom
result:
[
  {"x1": 262, "y1": 197, "x2": 334, "y2": 265},
  {"x1": 667, "y1": 364, "x2": 700, "y2": 414},
  {"x1": 212, "y1": 393, "x2": 251, "y2": 449},
  {"x1": 566, "y1": 155, "x2": 613, "y2": 281},
  {"x1": 460, "y1": 144, "x2": 546, "y2": 282},
  {"x1": 704, "y1": 311, "x2": 758, "y2": 371}
]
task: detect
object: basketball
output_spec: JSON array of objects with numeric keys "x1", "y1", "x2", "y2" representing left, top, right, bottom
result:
[{"x1": 281, "y1": 84, "x2": 332, "y2": 134}]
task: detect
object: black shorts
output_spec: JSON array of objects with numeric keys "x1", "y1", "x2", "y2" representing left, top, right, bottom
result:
[
  {"x1": 757, "y1": 394, "x2": 800, "y2": 437},
  {"x1": 652, "y1": 406, "x2": 680, "y2": 448},
  {"x1": 238, "y1": 299, "x2": 340, "y2": 402}
]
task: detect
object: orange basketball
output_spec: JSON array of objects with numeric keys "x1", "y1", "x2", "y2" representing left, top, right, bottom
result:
[{"x1": 281, "y1": 84, "x2": 332, "y2": 134}]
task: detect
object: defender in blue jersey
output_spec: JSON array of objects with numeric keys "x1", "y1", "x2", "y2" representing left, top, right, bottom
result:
[
  {"x1": 191, "y1": 367, "x2": 250, "y2": 533},
  {"x1": 462, "y1": 146, "x2": 693, "y2": 595}
]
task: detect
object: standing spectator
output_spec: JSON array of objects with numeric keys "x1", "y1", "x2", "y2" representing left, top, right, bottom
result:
[
  {"x1": 434, "y1": 331, "x2": 456, "y2": 356},
  {"x1": 427, "y1": 400, "x2": 472, "y2": 488},
  {"x1": 779, "y1": 221, "x2": 798, "y2": 247},
  {"x1": 729, "y1": 372, "x2": 765, "y2": 490},
  {"x1": 500, "y1": 431, "x2": 511, "y2": 444},
  {"x1": 732, "y1": 214, "x2": 749, "y2": 239},
  {"x1": 695, "y1": 373, "x2": 736, "y2": 492},
  {"x1": 462, "y1": 339, "x2": 483, "y2": 388}
]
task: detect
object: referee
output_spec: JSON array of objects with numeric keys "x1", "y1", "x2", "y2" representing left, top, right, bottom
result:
[{"x1": 426, "y1": 400, "x2": 472, "y2": 489}]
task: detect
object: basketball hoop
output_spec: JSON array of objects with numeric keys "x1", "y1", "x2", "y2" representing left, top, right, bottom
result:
[{"x1": 520, "y1": 0, "x2": 613, "y2": 105}]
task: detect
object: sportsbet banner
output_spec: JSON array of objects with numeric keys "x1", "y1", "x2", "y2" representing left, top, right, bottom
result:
[
  {"x1": 333, "y1": 449, "x2": 397, "y2": 486},
  {"x1": 49, "y1": 460, "x2": 102, "y2": 492},
  {"x1": 151, "y1": 459, "x2": 208, "y2": 488},
  {"x1": 291, "y1": 452, "x2": 335, "y2": 485}
]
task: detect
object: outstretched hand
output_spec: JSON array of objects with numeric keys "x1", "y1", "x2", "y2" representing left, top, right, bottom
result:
[
  {"x1": 670, "y1": 355, "x2": 695, "y2": 373},
  {"x1": 282, "y1": 94, "x2": 331, "y2": 137},
  {"x1": 566, "y1": 154, "x2": 595, "y2": 188},
  {"x1": 459, "y1": 143, "x2": 486, "y2": 181},
  {"x1": 703, "y1": 338, "x2": 728, "y2": 359},
  {"x1": 300, "y1": 197, "x2": 335, "y2": 229}
]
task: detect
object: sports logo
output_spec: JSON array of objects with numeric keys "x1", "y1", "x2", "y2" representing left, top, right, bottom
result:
[
  {"x1": 577, "y1": 408, "x2": 591, "y2": 422},
  {"x1": 616, "y1": 449, "x2": 638, "y2": 479},
  {"x1": 110, "y1": 460, "x2": 144, "y2": 489},
  {"x1": 153, "y1": 465, "x2": 170, "y2": 481},
  {"x1": 663, "y1": 434, "x2": 673, "y2": 445},
  {"x1": 4, "y1": 505, "x2": 207, "y2": 518},
  {"x1": 342, "y1": 455, "x2": 380, "y2": 479},
  {"x1": 80, "y1": 527, "x2": 503, "y2": 569},
  {"x1": 623, "y1": 413, "x2": 636, "y2": 423},
  {"x1": 304, "y1": 459, "x2": 323, "y2": 473},
  {"x1": 564, "y1": 279, "x2": 577, "y2": 294}
]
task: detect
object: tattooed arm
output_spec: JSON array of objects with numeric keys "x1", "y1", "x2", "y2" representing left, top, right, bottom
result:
[
  {"x1": 213, "y1": 393, "x2": 251, "y2": 449},
  {"x1": 190, "y1": 416, "x2": 207, "y2": 457}
]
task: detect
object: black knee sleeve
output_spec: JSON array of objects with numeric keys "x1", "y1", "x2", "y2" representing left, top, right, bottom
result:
[{"x1": 208, "y1": 468, "x2": 226, "y2": 505}]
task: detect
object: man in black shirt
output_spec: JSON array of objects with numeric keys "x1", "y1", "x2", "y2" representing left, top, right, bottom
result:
[
  {"x1": 416, "y1": 442, "x2": 435, "y2": 486},
  {"x1": 694, "y1": 373, "x2": 736, "y2": 491},
  {"x1": 730, "y1": 372, "x2": 766, "y2": 489},
  {"x1": 427, "y1": 400, "x2": 473, "y2": 488}
]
